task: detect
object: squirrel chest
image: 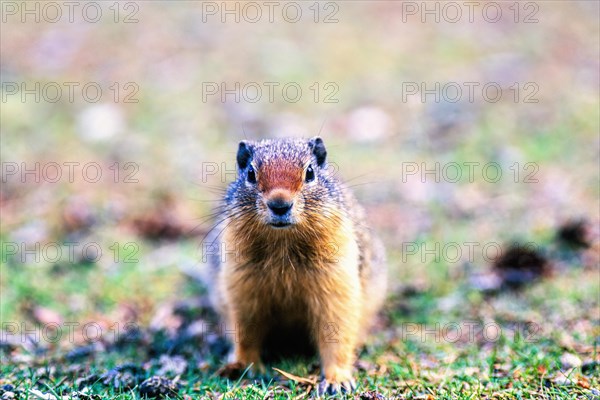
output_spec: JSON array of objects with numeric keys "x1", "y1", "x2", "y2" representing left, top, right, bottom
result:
[{"x1": 220, "y1": 214, "x2": 362, "y2": 310}]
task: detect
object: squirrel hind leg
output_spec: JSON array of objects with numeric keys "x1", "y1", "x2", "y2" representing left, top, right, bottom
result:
[{"x1": 359, "y1": 236, "x2": 388, "y2": 342}]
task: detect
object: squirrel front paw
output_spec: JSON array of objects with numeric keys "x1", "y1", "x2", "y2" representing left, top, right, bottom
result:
[
  {"x1": 316, "y1": 362, "x2": 357, "y2": 396},
  {"x1": 228, "y1": 344, "x2": 266, "y2": 376},
  {"x1": 316, "y1": 378, "x2": 357, "y2": 396},
  {"x1": 216, "y1": 360, "x2": 266, "y2": 380}
]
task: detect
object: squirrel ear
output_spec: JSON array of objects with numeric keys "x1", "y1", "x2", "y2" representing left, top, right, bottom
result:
[
  {"x1": 237, "y1": 141, "x2": 253, "y2": 169},
  {"x1": 309, "y1": 136, "x2": 327, "y2": 167}
]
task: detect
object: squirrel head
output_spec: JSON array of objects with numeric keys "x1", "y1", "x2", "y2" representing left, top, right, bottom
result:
[{"x1": 231, "y1": 137, "x2": 334, "y2": 229}]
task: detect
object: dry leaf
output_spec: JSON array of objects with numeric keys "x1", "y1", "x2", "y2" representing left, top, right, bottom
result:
[
  {"x1": 577, "y1": 376, "x2": 590, "y2": 389},
  {"x1": 272, "y1": 368, "x2": 316, "y2": 386}
]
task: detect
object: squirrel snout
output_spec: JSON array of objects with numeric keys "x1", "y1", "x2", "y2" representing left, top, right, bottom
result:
[{"x1": 267, "y1": 199, "x2": 293, "y2": 216}]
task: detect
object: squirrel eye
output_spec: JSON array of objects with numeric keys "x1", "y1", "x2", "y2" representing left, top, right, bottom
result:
[
  {"x1": 305, "y1": 164, "x2": 315, "y2": 182},
  {"x1": 247, "y1": 165, "x2": 257, "y2": 184}
]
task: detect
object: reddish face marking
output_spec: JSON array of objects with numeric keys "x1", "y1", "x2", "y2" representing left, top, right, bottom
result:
[{"x1": 257, "y1": 159, "x2": 304, "y2": 198}]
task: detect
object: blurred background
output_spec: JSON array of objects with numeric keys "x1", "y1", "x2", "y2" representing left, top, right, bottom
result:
[{"x1": 1, "y1": 0, "x2": 599, "y2": 396}]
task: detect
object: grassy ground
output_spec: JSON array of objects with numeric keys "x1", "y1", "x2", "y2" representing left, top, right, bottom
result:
[
  {"x1": 1, "y1": 1, "x2": 599, "y2": 399},
  {"x1": 1, "y1": 184, "x2": 598, "y2": 398},
  {"x1": 1, "y1": 251, "x2": 598, "y2": 399}
]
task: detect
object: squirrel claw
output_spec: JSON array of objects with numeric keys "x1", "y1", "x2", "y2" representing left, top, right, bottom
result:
[{"x1": 316, "y1": 378, "x2": 356, "y2": 396}]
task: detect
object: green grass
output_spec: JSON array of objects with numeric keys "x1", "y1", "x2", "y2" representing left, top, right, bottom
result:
[
  {"x1": 1, "y1": 3, "x2": 598, "y2": 398},
  {"x1": 2, "y1": 236, "x2": 598, "y2": 398}
]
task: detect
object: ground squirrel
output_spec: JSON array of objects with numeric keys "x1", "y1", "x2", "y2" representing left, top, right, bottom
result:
[{"x1": 206, "y1": 137, "x2": 387, "y2": 395}]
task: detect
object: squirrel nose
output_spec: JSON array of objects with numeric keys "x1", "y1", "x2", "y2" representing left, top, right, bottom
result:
[{"x1": 267, "y1": 199, "x2": 293, "y2": 216}]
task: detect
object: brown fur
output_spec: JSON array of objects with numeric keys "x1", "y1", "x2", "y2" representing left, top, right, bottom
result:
[{"x1": 208, "y1": 138, "x2": 387, "y2": 390}]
